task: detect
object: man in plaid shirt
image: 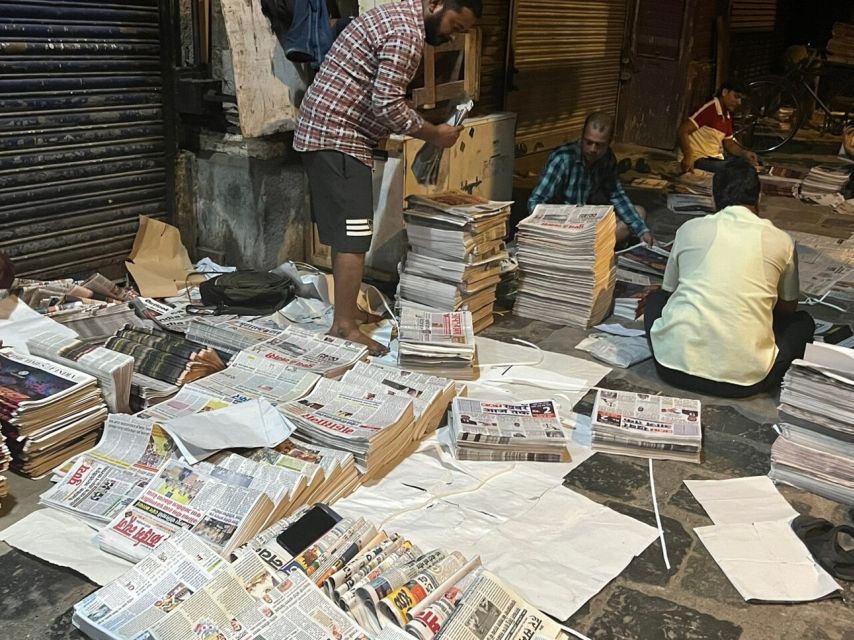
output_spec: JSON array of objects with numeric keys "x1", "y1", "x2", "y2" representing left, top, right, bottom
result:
[
  {"x1": 295, "y1": 0, "x2": 481, "y2": 355},
  {"x1": 527, "y1": 112, "x2": 653, "y2": 247}
]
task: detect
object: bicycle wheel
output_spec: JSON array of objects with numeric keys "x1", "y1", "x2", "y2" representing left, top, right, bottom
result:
[{"x1": 733, "y1": 77, "x2": 803, "y2": 154}]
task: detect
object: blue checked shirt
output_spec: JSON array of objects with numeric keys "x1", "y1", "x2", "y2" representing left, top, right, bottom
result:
[{"x1": 527, "y1": 141, "x2": 650, "y2": 237}]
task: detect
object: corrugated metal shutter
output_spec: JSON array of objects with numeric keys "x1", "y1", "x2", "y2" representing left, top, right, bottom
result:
[
  {"x1": 471, "y1": 0, "x2": 510, "y2": 116},
  {"x1": 0, "y1": 0, "x2": 168, "y2": 280},
  {"x1": 508, "y1": 0, "x2": 627, "y2": 157},
  {"x1": 730, "y1": 0, "x2": 776, "y2": 33}
]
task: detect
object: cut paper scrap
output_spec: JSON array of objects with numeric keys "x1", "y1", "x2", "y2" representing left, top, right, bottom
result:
[{"x1": 684, "y1": 476, "x2": 799, "y2": 525}]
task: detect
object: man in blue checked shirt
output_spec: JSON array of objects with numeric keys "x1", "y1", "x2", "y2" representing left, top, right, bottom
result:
[{"x1": 527, "y1": 112, "x2": 653, "y2": 247}]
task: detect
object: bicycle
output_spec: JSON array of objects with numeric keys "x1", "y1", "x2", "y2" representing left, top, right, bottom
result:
[{"x1": 733, "y1": 47, "x2": 854, "y2": 154}]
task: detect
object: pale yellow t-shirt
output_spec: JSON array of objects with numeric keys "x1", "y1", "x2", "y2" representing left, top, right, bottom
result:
[{"x1": 650, "y1": 206, "x2": 800, "y2": 385}]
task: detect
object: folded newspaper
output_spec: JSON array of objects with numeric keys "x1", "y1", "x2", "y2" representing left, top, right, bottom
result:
[
  {"x1": 591, "y1": 389, "x2": 703, "y2": 462},
  {"x1": 449, "y1": 398, "x2": 570, "y2": 462}
]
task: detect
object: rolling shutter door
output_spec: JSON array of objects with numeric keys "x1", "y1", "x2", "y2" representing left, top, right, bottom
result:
[
  {"x1": 728, "y1": 0, "x2": 781, "y2": 82},
  {"x1": 0, "y1": 0, "x2": 169, "y2": 280},
  {"x1": 472, "y1": 0, "x2": 510, "y2": 116},
  {"x1": 507, "y1": 0, "x2": 627, "y2": 159}
]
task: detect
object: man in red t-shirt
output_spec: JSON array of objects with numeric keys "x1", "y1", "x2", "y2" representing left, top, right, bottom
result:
[{"x1": 678, "y1": 80, "x2": 758, "y2": 173}]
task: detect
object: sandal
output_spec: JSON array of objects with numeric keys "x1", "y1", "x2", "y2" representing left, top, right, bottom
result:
[{"x1": 792, "y1": 515, "x2": 854, "y2": 581}]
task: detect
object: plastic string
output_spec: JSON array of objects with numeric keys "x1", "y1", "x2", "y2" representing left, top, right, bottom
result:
[
  {"x1": 648, "y1": 458, "x2": 671, "y2": 571},
  {"x1": 474, "y1": 337, "x2": 545, "y2": 369}
]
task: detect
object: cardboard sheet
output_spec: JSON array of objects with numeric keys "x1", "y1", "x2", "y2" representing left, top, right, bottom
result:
[
  {"x1": 0, "y1": 509, "x2": 133, "y2": 585},
  {"x1": 684, "y1": 476, "x2": 799, "y2": 525},
  {"x1": 333, "y1": 441, "x2": 657, "y2": 619},
  {"x1": 125, "y1": 215, "x2": 195, "y2": 297}
]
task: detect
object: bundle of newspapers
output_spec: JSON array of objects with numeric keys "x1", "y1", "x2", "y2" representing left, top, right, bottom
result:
[
  {"x1": 591, "y1": 389, "x2": 703, "y2": 462},
  {"x1": 0, "y1": 348, "x2": 109, "y2": 477},
  {"x1": 72, "y1": 515, "x2": 573, "y2": 640},
  {"x1": 397, "y1": 307, "x2": 477, "y2": 379},
  {"x1": 759, "y1": 165, "x2": 806, "y2": 198},
  {"x1": 799, "y1": 164, "x2": 851, "y2": 202},
  {"x1": 26, "y1": 329, "x2": 134, "y2": 413},
  {"x1": 514, "y1": 204, "x2": 617, "y2": 327},
  {"x1": 612, "y1": 279, "x2": 660, "y2": 320},
  {"x1": 398, "y1": 192, "x2": 512, "y2": 333},
  {"x1": 105, "y1": 325, "x2": 226, "y2": 386},
  {"x1": 279, "y1": 377, "x2": 418, "y2": 479},
  {"x1": 0, "y1": 428, "x2": 9, "y2": 506},
  {"x1": 185, "y1": 316, "x2": 282, "y2": 358},
  {"x1": 449, "y1": 397, "x2": 570, "y2": 462},
  {"x1": 770, "y1": 342, "x2": 854, "y2": 504},
  {"x1": 236, "y1": 324, "x2": 369, "y2": 378},
  {"x1": 616, "y1": 242, "x2": 670, "y2": 280}
]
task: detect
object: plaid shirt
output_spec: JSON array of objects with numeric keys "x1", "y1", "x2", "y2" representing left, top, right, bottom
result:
[
  {"x1": 294, "y1": 0, "x2": 426, "y2": 166},
  {"x1": 527, "y1": 141, "x2": 650, "y2": 237}
]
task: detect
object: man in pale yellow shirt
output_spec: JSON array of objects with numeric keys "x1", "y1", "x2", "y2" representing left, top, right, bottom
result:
[{"x1": 644, "y1": 158, "x2": 814, "y2": 397}]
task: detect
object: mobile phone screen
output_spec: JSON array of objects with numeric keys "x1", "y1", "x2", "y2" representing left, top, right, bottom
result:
[{"x1": 276, "y1": 505, "x2": 342, "y2": 556}]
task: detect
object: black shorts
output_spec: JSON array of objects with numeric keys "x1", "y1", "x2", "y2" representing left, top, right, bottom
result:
[{"x1": 302, "y1": 150, "x2": 374, "y2": 253}]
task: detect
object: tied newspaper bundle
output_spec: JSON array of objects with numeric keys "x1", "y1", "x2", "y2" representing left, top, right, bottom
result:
[
  {"x1": 770, "y1": 342, "x2": 854, "y2": 504},
  {"x1": 73, "y1": 516, "x2": 572, "y2": 640},
  {"x1": 0, "y1": 349, "x2": 109, "y2": 478},
  {"x1": 398, "y1": 192, "x2": 512, "y2": 333},
  {"x1": 514, "y1": 204, "x2": 617, "y2": 327},
  {"x1": 449, "y1": 398, "x2": 570, "y2": 462},
  {"x1": 591, "y1": 389, "x2": 703, "y2": 462},
  {"x1": 397, "y1": 308, "x2": 477, "y2": 379},
  {"x1": 612, "y1": 280, "x2": 661, "y2": 320},
  {"x1": 759, "y1": 165, "x2": 807, "y2": 198},
  {"x1": 800, "y1": 164, "x2": 851, "y2": 203}
]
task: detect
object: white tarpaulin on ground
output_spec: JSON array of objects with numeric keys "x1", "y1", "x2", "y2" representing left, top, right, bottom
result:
[
  {"x1": 0, "y1": 509, "x2": 133, "y2": 585},
  {"x1": 332, "y1": 441, "x2": 657, "y2": 620}
]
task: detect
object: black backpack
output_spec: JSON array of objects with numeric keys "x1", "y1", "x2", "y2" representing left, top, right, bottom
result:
[{"x1": 195, "y1": 271, "x2": 295, "y2": 315}]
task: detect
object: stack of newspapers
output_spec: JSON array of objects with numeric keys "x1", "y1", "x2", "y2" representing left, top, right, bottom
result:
[
  {"x1": 616, "y1": 242, "x2": 670, "y2": 280},
  {"x1": 397, "y1": 307, "x2": 477, "y2": 379},
  {"x1": 591, "y1": 389, "x2": 703, "y2": 462},
  {"x1": 770, "y1": 342, "x2": 854, "y2": 504},
  {"x1": 450, "y1": 398, "x2": 570, "y2": 462},
  {"x1": 0, "y1": 349, "x2": 109, "y2": 477},
  {"x1": 105, "y1": 326, "x2": 226, "y2": 386},
  {"x1": 73, "y1": 517, "x2": 572, "y2": 640},
  {"x1": 27, "y1": 329, "x2": 135, "y2": 413},
  {"x1": 185, "y1": 316, "x2": 281, "y2": 358},
  {"x1": 0, "y1": 429, "x2": 9, "y2": 506},
  {"x1": 341, "y1": 361, "x2": 455, "y2": 438},
  {"x1": 279, "y1": 377, "x2": 418, "y2": 479},
  {"x1": 236, "y1": 325, "x2": 368, "y2": 378},
  {"x1": 800, "y1": 164, "x2": 851, "y2": 201},
  {"x1": 612, "y1": 280, "x2": 660, "y2": 320},
  {"x1": 398, "y1": 192, "x2": 512, "y2": 333},
  {"x1": 514, "y1": 204, "x2": 617, "y2": 327}
]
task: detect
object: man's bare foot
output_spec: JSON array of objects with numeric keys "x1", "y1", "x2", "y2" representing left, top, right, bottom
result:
[
  {"x1": 329, "y1": 324, "x2": 389, "y2": 357},
  {"x1": 355, "y1": 308, "x2": 384, "y2": 325}
]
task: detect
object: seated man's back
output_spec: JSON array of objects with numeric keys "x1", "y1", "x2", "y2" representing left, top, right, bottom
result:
[
  {"x1": 644, "y1": 158, "x2": 813, "y2": 398},
  {"x1": 650, "y1": 206, "x2": 796, "y2": 385}
]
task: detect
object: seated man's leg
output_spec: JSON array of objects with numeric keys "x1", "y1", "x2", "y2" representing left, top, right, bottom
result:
[
  {"x1": 303, "y1": 150, "x2": 388, "y2": 355},
  {"x1": 760, "y1": 310, "x2": 815, "y2": 390},
  {"x1": 694, "y1": 157, "x2": 730, "y2": 173},
  {"x1": 642, "y1": 286, "x2": 668, "y2": 346},
  {"x1": 616, "y1": 204, "x2": 647, "y2": 245}
]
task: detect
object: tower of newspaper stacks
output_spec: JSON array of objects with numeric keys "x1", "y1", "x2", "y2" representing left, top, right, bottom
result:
[
  {"x1": 396, "y1": 192, "x2": 512, "y2": 333},
  {"x1": 514, "y1": 204, "x2": 618, "y2": 327},
  {"x1": 770, "y1": 342, "x2": 854, "y2": 504}
]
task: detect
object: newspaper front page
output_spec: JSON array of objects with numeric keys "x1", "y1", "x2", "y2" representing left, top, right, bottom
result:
[
  {"x1": 451, "y1": 399, "x2": 565, "y2": 442},
  {"x1": 235, "y1": 326, "x2": 367, "y2": 376},
  {"x1": 99, "y1": 458, "x2": 272, "y2": 562},
  {"x1": 41, "y1": 415, "x2": 178, "y2": 524},
  {"x1": 73, "y1": 530, "x2": 227, "y2": 640},
  {"x1": 435, "y1": 571, "x2": 571, "y2": 640},
  {"x1": 592, "y1": 390, "x2": 702, "y2": 440}
]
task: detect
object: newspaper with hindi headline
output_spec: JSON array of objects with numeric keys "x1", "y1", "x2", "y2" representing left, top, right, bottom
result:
[
  {"x1": 450, "y1": 399, "x2": 566, "y2": 442},
  {"x1": 98, "y1": 458, "x2": 272, "y2": 563},
  {"x1": 40, "y1": 414, "x2": 178, "y2": 526},
  {"x1": 592, "y1": 389, "x2": 702, "y2": 440}
]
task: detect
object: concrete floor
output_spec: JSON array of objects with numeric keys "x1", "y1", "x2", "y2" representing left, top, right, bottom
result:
[{"x1": 1, "y1": 145, "x2": 853, "y2": 639}]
